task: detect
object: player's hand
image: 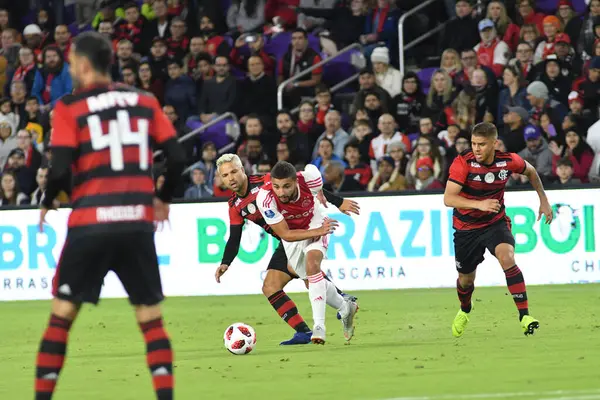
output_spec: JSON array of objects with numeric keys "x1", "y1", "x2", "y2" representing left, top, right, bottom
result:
[
  {"x1": 538, "y1": 200, "x2": 553, "y2": 224},
  {"x1": 215, "y1": 264, "x2": 229, "y2": 283},
  {"x1": 39, "y1": 207, "x2": 51, "y2": 233},
  {"x1": 339, "y1": 199, "x2": 360, "y2": 216},
  {"x1": 317, "y1": 218, "x2": 338, "y2": 236},
  {"x1": 153, "y1": 197, "x2": 170, "y2": 231},
  {"x1": 478, "y1": 199, "x2": 501, "y2": 213},
  {"x1": 316, "y1": 191, "x2": 328, "y2": 208}
]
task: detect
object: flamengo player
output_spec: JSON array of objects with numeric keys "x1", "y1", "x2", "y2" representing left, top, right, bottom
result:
[
  {"x1": 444, "y1": 122, "x2": 553, "y2": 337},
  {"x1": 257, "y1": 161, "x2": 359, "y2": 344},
  {"x1": 35, "y1": 32, "x2": 185, "y2": 399},
  {"x1": 214, "y1": 154, "x2": 360, "y2": 345}
]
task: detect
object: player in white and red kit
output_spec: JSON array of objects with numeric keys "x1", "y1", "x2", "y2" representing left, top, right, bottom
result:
[{"x1": 257, "y1": 161, "x2": 359, "y2": 344}]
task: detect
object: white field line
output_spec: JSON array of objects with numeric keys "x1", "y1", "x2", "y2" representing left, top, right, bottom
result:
[{"x1": 383, "y1": 389, "x2": 600, "y2": 400}]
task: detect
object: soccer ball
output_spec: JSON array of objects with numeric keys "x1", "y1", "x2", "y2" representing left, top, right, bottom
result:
[{"x1": 223, "y1": 323, "x2": 257, "y2": 355}]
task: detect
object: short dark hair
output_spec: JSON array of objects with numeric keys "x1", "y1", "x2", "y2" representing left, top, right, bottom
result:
[
  {"x1": 319, "y1": 137, "x2": 334, "y2": 148},
  {"x1": 73, "y1": 31, "x2": 113, "y2": 75},
  {"x1": 359, "y1": 67, "x2": 374, "y2": 76},
  {"x1": 315, "y1": 83, "x2": 330, "y2": 95},
  {"x1": 471, "y1": 122, "x2": 498, "y2": 139},
  {"x1": 557, "y1": 157, "x2": 573, "y2": 168},
  {"x1": 26, "y1": 96, "x2": 39, "y2": 103},
  {"x1": 344, "y1": 140, "x2": 360, "y2": 153},
  {"x1": 292, "y1": 28, "x2": 307, "y2": 38},
  {"x1": 124, "y1": 2, "x2": 138, "y2": 11},
  {"x1": 271, "y1": 161, "x2": 297, "y2": 180}
]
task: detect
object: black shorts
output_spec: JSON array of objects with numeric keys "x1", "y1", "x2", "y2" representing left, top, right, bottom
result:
[
  {"x1": 453, "y1": 218, "x2": 515, "y2": 274},
  {"x1": 266, "y1": 242, "x2": 295, "y2": 278},
  {"x1": 52, "y1": 231, "x2": 164, "y2": 306}
]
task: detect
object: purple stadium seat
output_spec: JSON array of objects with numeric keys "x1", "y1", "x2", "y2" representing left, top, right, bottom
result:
[
  {"x1": 572, "y1": 0, "x2": 587, "y2": 13},
  {"x1": 186, "y1": 119, "x2": 234, "y2": 150},
  {"x1": 536, "y1": 0, "x2": 558, "y2": 15},
  {"x1": 417, "y1": 67, "x2": 437, "y2": 93},
  {"x1": 264, "y1": 32, "x2": 321, "y2": 61}
]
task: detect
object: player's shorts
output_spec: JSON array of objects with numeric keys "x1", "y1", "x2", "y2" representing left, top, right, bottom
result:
[
  {"x1": 281, "y1": 207, "x2": 329, "y2": 280},
  {"x1": 52, "y1": 231, "x2": 164, "y2": 306},
  {"x1": 266, "y1": 242, "x2": 296, "y2": 278},
  {"x1": 453, "y1": 218, "x2": 515, "y2": 274}
]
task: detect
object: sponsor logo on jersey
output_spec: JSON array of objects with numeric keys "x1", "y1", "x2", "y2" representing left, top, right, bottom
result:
[
  {"x1": 235, "y1": 198, "x2": 242, "y2": 206},
  {"x1": 496, "y1": 161, "x2": 507, "y2": 167},
  {"x1": 470, "y1": 162, "x2": 481, "y2": 168},
  {"x1": 484, "y1": 172, "x2": 495, "y2": 183},
  {"x1": 473, "y1": 175, "x2": 482, "y2": 182},
  {"x1": 264, "y1": 209, "x2": 276, "y2": 218},
  {"x1": 251, "y1": 187, "x2": 259, "y2": 194}
]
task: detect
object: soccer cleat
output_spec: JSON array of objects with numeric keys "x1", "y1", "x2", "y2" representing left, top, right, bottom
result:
[
  {"x1": 341, "y1": 299, "x2": 359, "y2": 342},
  {"x1": 311, "y1": 325, "x2": 326, "y2": 345},
  {"x1": 452, "y1": 308, "x2": 471, "y2": 338},
  {"x1": 280, "y1": 331, "x2": 312, "y2": 345},
  {"x1": 521, "y1": 315, "x2": 540, "y2": 336},
  {"x1": 337, "y1": 293, "x2": 358, "y2": 319}
]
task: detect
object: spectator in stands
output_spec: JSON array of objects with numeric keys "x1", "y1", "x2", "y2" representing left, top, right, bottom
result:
[
  {"x1": 558, "y1": 0, "x2": 576, "y2": 35},
  {"x1": 297, "y1": 100, "x2": 322, "y2": 147},
  {"x1": 23, "y1": 24, "x2": 43, "y2": 63},
  {"x1": 0, "y1": 170, "x2": 27, "y2": 206},
  {"x1": 144, "y1": 0, "x2": 171, "y2": 44},
  {"x1": 10, "y1": 81, "x2": 28, "y2": 130},
  {"x1": 275, "y1": 111, "x2": 311, "y2": 165},
  {"x1": 533, "y1": 16, "x2": 562, "y2": 65},
  {"x1": 371, "y1": 47, "x2": 402, "y2": 99},
  {"x1": 256, "y1": 158, "x2": 273, "y2": 174},
  {"x1": 15, "y1": 129, "x2": 41, "y2": 173},
  {"x1": 392, "y1": 72, "x2": 425, "y2": 135},
  {"x1": 438, "y1": 123, "x2": 460, "y2": 149},
  {"x1": 550, "y1": 129, "x2": 594, "y2": 182},
  {"x1": 0, "y1": 29, "x2": 19, "y2": 68},
  {"x1": 166, "y1": 17, "x2": 190, "y2": 61},
  {"x1": 199, "y1": 14, "x2": 231, "y2": 57},
  {"x1": 579, "y1": 57, "x2": 600, "y2": 120},
  {"x1": 147, "y1": 37, "x2": 169, "y2": 81},
  {"x1": 440, "y1": 0, "x2": 479, "y2": 53},
  {"x1": 413, "y1": 157, "x2": 444, "y2": 191},
  {"x1": 454, "y1": 48, "x2": 494, "y2": 90},
  {"x1": 441, "y1": 49, "x2": 463, "y2": 79},
  {"x1": 122, "y1": 64, "x2": 138, "y2": 86},
  {"x1": 193, "y1": 53, "x2": 215, "y2": 94},
  {"x1": 184, "y1": 166, "x2": 214, "y2": 199},
  {"x1": 0, "y1": 115, "x2": 16, "y2": 171},
  {"x1": 444, "y1": 89, "x2": 476, "y2": 132},
  {"x1": 322, "y1": 0, "x2": 366, "y2": 51},
  {"x1": 114, "y1": 2, "x2": 147, "y2": 54},
  {"x1": 526, "y1": 81, "x2": 568, "y2": 131},
  {"x1": 509, "y1": 41, "x2": 536, "y2": 82},
  {"x1": 278, "y1": 28, "x2": 322, "y2": 108},
  {"x1": 518, "y1": 124, "x2": 553, "y2": 179},
  {"x1": 314, "y1": 84, "x2": 335, "y2": 126},
  {"x1": 323, "y1": 160, "x2": 362, "y2": 192},
  {"x1": 538, "y1": 55, "x2": 571, "y2": 106},
  {"x1": 574, "y1": 0, "x2": 600, "y2": 59},
  {"x1": 98, "y1": 21, "x2": 117, "y2": 51},
  {"x1": 472, "y1": 67, "x2": 499, "y2": 123},
  {"x1": 296, "y1": 0, "x2": 336, "y2": 32},
  {"x1": 369, "y1": 114, "x2": 411, "y2": 171},
  {"x1": 343, "y1": 141, "x2": 371, "y2": 188},
  {"x1": 566, "y1": 91, "x2": 594, "y2": 133},
  {"x1": 227, "y1": 0, "x2": 266, "y2": 34},
  {"x1": 554, "y1": 157, "x2": 579, "y2": 185},
  {"x1": 487, "y1": 0, "x2": 520, "y2": 53},
  {"x1": 111, "y1": 39, "x2": 138, "y2": 82},
  {"x1": 31, "y1": 46, "x2": 72, "y2": 110},
  {"x1": 23, "y1": 97, "x2": 43, "y2": 138},
  {"x1": 138, "y1": 61, "x2": 165, "y2": 105},
  {"x1": 276, "y1": 142, "x2": 291, "y2": 163},
  {"x1": 29, "y1": 166, "x2": 48, "y2": 205},
  {"x1": 367, "y1": 155, "x2": 407, "y2": 192},
  {"x1": 183, "y1": 37, "x2": 205, "y2": 75},
  {"x1": 498, "y1": 65, "x2": 530, "y2": 126},
  {"x1": 312, "y1": 110, "x2": 349, "y2": 159},
  {"x1": 12, "y1": 47, "x2": 37, "y2": 94},
  {"x1": 312, "y1": 137, "x2": 346, "y2": 175},
  {"x1": 501, "y1": 106, "x2": 528, "y2": 153},
  {"x1": 424, "y1": 69, "x2": 456, "y2": 127},
  {"x1": 516, "y1": 0, "x2": 545, "y2": 34},
  {"x1": 240, "y1": 137, "x2": 263, "y2": 171},
  {"x1": 474, "y1": 19, "x2": 510, "y2": 78},
  {"x1": 553, "y1": 33, "x2": 576, "y2": 79},
  {"x1": 387, "y1": 140, "x2": 409, "y2": 176},
  {"x1": 165, "y1": 59, "x2": 196, "y2": 122},
  {"x1": 237, "y1": 56, "x2": 277, "y2": 125},
  {"x1": 349, "y1": 118, "x2": 374, "y2": 164},
  {"x1": 406, "y1": 135, "x2": 444, "y2": 185},
  {"x1": 4, "y1": 147, "x2": 35, "y2": 195},
  {"x1": 198, "y1": 55, "x2": 237, "y2": 123},
  {"x1": 519, "y1": 23, "x2": 542, "y2": 51},
  {"x1": 54, "y1": 25, "x2": 72, "y2": 60},
  {"x1": 231, "y1": 34, "x2": 275, "y2": 75},
  {"x1": 0, "y1": 8, "x2": 9, "y2": 32},
  {"x1": 360, "y1": 0, "x2": 400, "y2": 64},
  {"x1": 351, "y1": 68, "x2": 391, "y2": 115}
]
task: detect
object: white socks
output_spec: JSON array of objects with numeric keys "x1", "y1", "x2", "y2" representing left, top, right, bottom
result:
[
  {"x1": 307, "y1": 273, "x2": 326, "y2": 327},
  {"x1": 325, "y1": 279, "x2": 344, "y2": 310}
]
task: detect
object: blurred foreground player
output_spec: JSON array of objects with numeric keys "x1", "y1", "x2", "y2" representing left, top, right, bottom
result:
[
  {"x1": 35, "y1": 32, "x2": 186, "y2": 400},
  {"x1": 214, "y1": 154, "x2": 360, "y2": 345},
  {"x1": 257, "y1": 162, "x2": 359, "y2": 344},
  {"x1": 444, "y1": 122, "x2": 553, "y2": 337}
]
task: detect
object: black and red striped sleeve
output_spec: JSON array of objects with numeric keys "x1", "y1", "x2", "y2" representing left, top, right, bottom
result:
[
  {"x1": 509, "y1": 152, "x2": 527, "y2": 174},
  {"x1": 448, "y1": 155, "x2": 468, "y2": 186}
]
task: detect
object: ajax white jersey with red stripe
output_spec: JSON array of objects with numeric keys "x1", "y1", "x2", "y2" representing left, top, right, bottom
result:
[{"x1": 257, "y1": 164, "x2": 323, "y2": 230}]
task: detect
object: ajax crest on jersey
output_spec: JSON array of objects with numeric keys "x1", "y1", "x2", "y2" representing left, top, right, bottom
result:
[
  {"x1": 484, "y1": 172, "x2": 495, "y2": 183},
  {"x1": 224, "y1": 323, "x2": 257, "y2": 355},
  {"x1": 302, "y1": 199, "x2": 311, "y2": 208}
]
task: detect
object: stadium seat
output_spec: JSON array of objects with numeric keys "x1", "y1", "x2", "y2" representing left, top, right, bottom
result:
[{"x1": 417, "y1": 67, "x2": 437, "y2": 94}]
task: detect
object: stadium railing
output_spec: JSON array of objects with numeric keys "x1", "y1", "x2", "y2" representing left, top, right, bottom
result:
[
  {"x1": 397, "y1": 0, "x2": 454, "y2": 77},
  {"x1": 276, "y1": 42, "x2": 363, "y2": 111}
]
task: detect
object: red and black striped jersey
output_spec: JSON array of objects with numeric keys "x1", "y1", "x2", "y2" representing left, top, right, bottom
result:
[
  {"x1": 227, "y1": 175, "x2": 276, "y2": 237},
  {"x1": 51, "y1": 83, "x2": 176, "y2": 234},
  {"x1": 448, "y1": 150, "x2": 526, "y2": 231}
]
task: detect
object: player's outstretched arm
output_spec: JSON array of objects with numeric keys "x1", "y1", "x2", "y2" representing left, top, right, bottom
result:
[
  {"x1": 443, "y1": 181, "x2": 498, "y2": 212},
  {"x1": 523, "y1": 161, "x2": 553, "y2": 224},
  {"x1": 321, "y1": 189, "x2": 360, "y2": 216},
  {"x1": 269, "y1": 218, "x2": 338, "y2": 242},
  {"x1": 215, "y1": 224, "x2": 243, "y2": 282}
]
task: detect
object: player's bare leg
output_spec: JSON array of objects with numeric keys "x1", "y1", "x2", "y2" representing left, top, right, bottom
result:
[
  {"x1": 34, "y1": 299, "x2": 80, "y2": 399},
  {"x1": 453, "y1": 271, "x2": 476, "y2": 337},
  {"x1": 136, "y1": 304, "x2": 174, "y2": 399},
  {"x1": 263, "y1": 269, "x2": 313, "y2": 345},
  {"x1": 495, "y1": 243, "x2": 539, "y2": 335}
]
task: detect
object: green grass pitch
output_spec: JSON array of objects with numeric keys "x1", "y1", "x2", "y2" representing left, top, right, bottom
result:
[{"x1": 2, "y1": 284, "x2": 600, "y2": 400}]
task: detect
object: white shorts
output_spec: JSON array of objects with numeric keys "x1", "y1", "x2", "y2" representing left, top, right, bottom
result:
[{"x1": 281, "y1": 206, "x2": 329, "y2": 280}]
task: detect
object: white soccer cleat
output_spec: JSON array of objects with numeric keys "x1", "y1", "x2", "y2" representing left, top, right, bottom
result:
[
  {"x1": 311, "y1": 325, "x2": 326, "y2": 345},
  {"x1": 341, "y1": 299, "x2": 358, "y2": 342}
]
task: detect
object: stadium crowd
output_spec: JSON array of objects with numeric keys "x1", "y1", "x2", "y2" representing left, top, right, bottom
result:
[{"x1": 0, "y1": 0, "x2": 599, "y2": 207}]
